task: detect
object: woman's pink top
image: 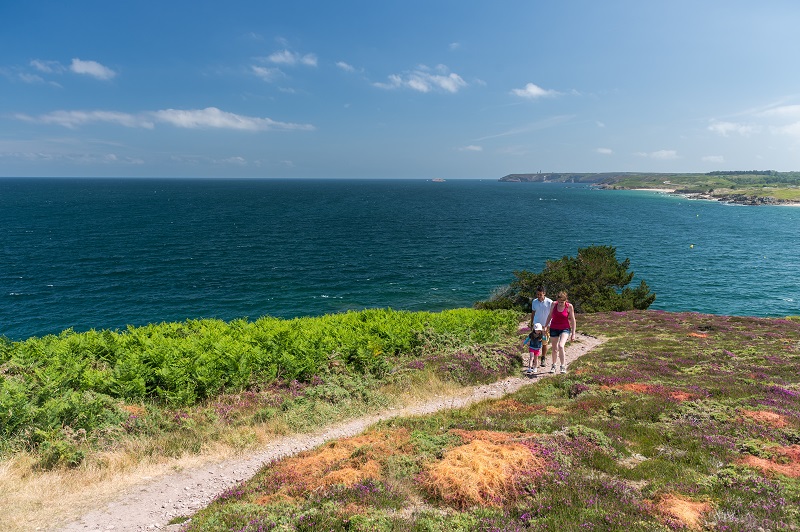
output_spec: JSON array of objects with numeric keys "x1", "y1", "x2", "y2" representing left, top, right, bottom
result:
[{"x1": 550, "y1": 302, "x2": 571, "y2": 329}]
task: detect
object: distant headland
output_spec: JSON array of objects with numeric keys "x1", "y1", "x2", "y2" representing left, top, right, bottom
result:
[{"x1": 499, "y1": 171, "x2": 800, "y2": 206}]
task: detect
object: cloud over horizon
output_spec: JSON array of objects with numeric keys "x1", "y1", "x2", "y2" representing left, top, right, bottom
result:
[{"x1": 15, "y1": 107, "x2": 315, "y2": 132}]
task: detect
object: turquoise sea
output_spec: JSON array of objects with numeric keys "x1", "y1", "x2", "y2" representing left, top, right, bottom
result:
[{"x1": 1, "y1": 178, "x2": 798, "y2": 340}]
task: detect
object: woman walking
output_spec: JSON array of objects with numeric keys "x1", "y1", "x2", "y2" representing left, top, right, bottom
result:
[{"x1": 545, "y1": 291, "x2": 576, "y2": 374}]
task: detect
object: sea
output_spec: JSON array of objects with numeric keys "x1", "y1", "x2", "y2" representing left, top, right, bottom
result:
[{"x1": 1, "y1": 178, "x2": 798, "y2": 341}]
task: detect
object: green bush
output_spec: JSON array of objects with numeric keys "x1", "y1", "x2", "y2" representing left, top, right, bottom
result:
[
  {"x1": 0, "y1": 308, "x2": 519, "y2": 466},
  {"x1": 478, "y1": 245, "x2": 656, "y2": 312}
]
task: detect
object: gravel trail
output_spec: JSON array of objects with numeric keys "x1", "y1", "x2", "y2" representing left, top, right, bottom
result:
[{"x1": 59, "y1": 333, "x2": 605, "y2": 531}]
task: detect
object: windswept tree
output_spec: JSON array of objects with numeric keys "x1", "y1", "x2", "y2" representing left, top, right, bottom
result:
[{"x1": 478, "y1": 245, "x2": 656, "y2": 313}]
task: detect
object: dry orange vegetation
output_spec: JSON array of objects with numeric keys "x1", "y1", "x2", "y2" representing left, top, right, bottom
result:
[
  {"x1": 486, "y1": 398, "x2": 539, "y2": 415},
  {"x1": 654, "y1": 494, "x2": 712, "y2": 531},
  {"x1": 255, "y1": 428, "x2": 413, "y2": 505},
  {"x1": 120, "y1": 404, "x2": 146, "y2": 416},
  {"x1": 739, "y1": 445, "x2": 800, "y2": 478},
  {"x1": 421, "y1": 438, "x2": 543, "y2": 508},
  {"x1": 601, "y1": 382, "x2": 694, "y2": 401},
  {"x1": 740, "y1": 409, "x2": 789, "y2": 428},
  {"x1": 448, "y1": 429, "x2": 518, "y2": 444}
]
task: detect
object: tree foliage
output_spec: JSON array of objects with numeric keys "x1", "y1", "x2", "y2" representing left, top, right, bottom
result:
[{"x1": 478, "y1": 245, "x2": 656, "y2": 313}]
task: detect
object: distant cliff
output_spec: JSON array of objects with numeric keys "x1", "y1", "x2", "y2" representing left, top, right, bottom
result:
[
  {"x1": 499, "y1": 171, "x2": 800, "y2": 205},
  {"x1": 499, "y1": 172, "x2": 634, "y2": 183}
]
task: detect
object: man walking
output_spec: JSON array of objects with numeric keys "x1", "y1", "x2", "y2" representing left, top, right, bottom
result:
[{"x1": 530, "y1": 286, "x2": 553, "y2": 367}]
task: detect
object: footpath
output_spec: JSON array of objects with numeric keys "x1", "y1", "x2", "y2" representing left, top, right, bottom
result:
[{"x1": 60, "y1": 333, "x2": 605, "y2": 532}]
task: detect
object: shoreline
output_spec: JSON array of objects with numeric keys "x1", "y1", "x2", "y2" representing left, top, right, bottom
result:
[
  {"x1": 629, "y1": 187, "x2": 677, "y2": 193},
  {"x1": 605, "y1": 186, "x2": 800, "y2": 207}
]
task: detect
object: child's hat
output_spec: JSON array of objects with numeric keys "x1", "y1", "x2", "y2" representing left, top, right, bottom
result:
[{"x1": 534, "y1": 323, "x2": 543, "y2": 331}]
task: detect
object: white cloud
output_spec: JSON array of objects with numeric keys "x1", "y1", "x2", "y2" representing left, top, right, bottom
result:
[
  {"x1": 152, "y1": 107, "x2": 315, "y2": 131},
  {"x1": 15, "y1": 110, "x2": 153, "y2": 129},
  {"x1": 336, "y1": 61, "x2": 356, "y2": 73},
  {"x1": 510, "y1": 83, "x2": 558, "y2": 99},
  {"x1": 30, "y1": 59, "x2": 64, "y2": 74},
  {"x1": 756, "y1": 104, "x2": 800, "y2": 118},
  {"x1": 459, "y1": 145, "x2": 482, "y2": 152},
  {"x1": 217, "y1": 156, "x2": 247, "y2": 165},
  {"x1": 449, "y1": 42, "x2": 461, "y2": 51},
  {"x1": 19, "y1": 73, "x2": 45, "y2": 84},
  {"x1": 0, "y1": 150, "x2": 143, "y2": 165},
  {"x1": 596, "y1": 121, "x2": 606, "y2": 128},
  {"x1": 252, "y1": 65, "x2": 282, "y2": 82},
  {"x1": 16, "y1": 107, "x2": 315, "y2": 132},
  {"x1": 374, "y1": 64, "x2": 467, "y2": 94},
  {"x1": 772, "y1": 121, "x2": 800, "y2": 139},
  {"x1": 70, "y1": 58, "x2": 116, "y2": 80},
  {"x1": 702, "y1": 155, "x2": 725, "y2": 163},
  {"x1": 637, "y1": 150, "x2": 678, "y2": 160},
  {"x1": 595, "y1": 148, "x2": 613, "y2": 155},
  {"x1": 475, "y1": 115, "x2": 574, "y2": 141},
  {"x1": 267, "y1": 50, "x2": 317, "y2": 67},
  {"x1": 708, "y1": 120, "x2": 757, "y2": 137}
]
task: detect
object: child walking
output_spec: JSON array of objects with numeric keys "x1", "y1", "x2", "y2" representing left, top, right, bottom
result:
[{"x1": 522, "y1": 323, "x2": 544, "y2": 375}]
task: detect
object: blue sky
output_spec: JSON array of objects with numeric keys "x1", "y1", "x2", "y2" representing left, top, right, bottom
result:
[{"x1": 2, "y1": 1, "x2": 800, "y2": 178}]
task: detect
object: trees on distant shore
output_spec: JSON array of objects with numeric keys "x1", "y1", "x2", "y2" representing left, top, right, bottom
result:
[{"x1": 476, "y1": 245, "x2": 656, "y2": 313}]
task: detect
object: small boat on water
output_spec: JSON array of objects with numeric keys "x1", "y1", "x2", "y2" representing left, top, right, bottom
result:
[{"x1": 431, "y1": 178, "x2": 446, "y2": 182}]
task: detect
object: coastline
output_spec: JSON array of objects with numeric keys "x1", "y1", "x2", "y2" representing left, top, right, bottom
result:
[
  {"x1": 630, "y1": 187, "x2": 676, "y2": 193},
  {"x1": 607, "y1": 186, "x2": 800, "y2": 207}
]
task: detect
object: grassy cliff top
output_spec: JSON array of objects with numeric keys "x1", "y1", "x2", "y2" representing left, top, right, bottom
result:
[{"x1": 500, "y1": 171, "x2": 800, "y2": 203}]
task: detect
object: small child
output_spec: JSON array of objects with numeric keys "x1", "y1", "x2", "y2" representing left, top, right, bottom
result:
[{"x1": 522, "y1": 323, "x2": 544, "y2": 375}]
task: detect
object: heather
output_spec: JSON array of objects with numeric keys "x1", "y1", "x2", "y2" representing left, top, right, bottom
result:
[
  {"x1": 0, "y1": 308, "x2": 520, "y2": 469},
  {"x1": 184, "y1": 310, "x2": 800, "y2": 531}
]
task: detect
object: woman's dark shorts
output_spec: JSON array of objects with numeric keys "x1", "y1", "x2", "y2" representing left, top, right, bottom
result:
[{"x1": 549, "y1": 328, "x2": 571, "y2": 337}]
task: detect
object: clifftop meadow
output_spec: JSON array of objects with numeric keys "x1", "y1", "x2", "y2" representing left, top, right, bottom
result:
[{"x1": 499, "y1": 171, "x2": 800, "y2": 205}]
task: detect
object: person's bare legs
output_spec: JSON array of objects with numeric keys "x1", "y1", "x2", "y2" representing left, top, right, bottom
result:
[
  {"x1": 556, "y1": 333, "x2": 568, "y2": 367},
  {"x1": 541, "y1": 338, "x2": 549, "y2": 366}
]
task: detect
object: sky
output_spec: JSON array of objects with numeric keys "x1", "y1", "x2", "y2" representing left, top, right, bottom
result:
[{"x1": 2, "y1": 0, "x2": 800, "y2": 179}]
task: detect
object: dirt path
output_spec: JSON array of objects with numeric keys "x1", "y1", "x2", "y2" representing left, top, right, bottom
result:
[{"x1": 59, "y1": 333, "x2": 605, "y2": 531}]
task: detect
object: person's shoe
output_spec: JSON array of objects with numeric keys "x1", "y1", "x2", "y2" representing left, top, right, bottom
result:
[
  {"x1": 550, "y1": 364, "x2": 557, "y2": 374},
  {"x1": 560, "y1": 365, "x2": 566, "y2": 374},
  {"x1": 532, "y1": 366, "x2": 538, "y2": 375},
  {"x1": 540, "y1": 358, "x2": 546, "y2": 367}
]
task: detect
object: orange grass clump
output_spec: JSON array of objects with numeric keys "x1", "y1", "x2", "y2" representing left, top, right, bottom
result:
[
  {"x1": 488, "y1": 399, "x2": 538, "y2": 415},
  {"x1": 655, "y1": 494, "x2": 711, "y2": 531},
  {"x1": 120, "y1": 404, "x2": 146, "y2": 417},
  {"x1": 449, "y1": 429, "x2": 518, "y2": 444},
  {"x1": 668, "y1": 391, "x2": 693, "y2": 402},
  {"x1": 422, "y1": 439, "x2": 541, "y2": 508},
  {"x1": 601, "y1": 383, "x2": 693, "y2": 402},
  {"x1": 739, "y1": 444, "x2": 800, "y2": 478},
  {"x1": 255, "y1": 428, "x2": 412, "y2": 505},
  {"x1": 740, "y1": 409, "x2": 789, "y2": 428}
]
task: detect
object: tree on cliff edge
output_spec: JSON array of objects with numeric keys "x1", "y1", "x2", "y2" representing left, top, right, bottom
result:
[{"x1": 476, "y1": 245, "x2": 656, "y2": 313}]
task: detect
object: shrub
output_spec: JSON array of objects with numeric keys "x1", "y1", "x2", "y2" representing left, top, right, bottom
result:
[{"x1": 478, "y1": 245, "x2": 656, "y2": 313}]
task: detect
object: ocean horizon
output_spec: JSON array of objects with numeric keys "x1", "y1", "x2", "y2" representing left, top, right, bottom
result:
[{"x1": 2, "y1": 177, "x2": 798, "y2": 341}]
